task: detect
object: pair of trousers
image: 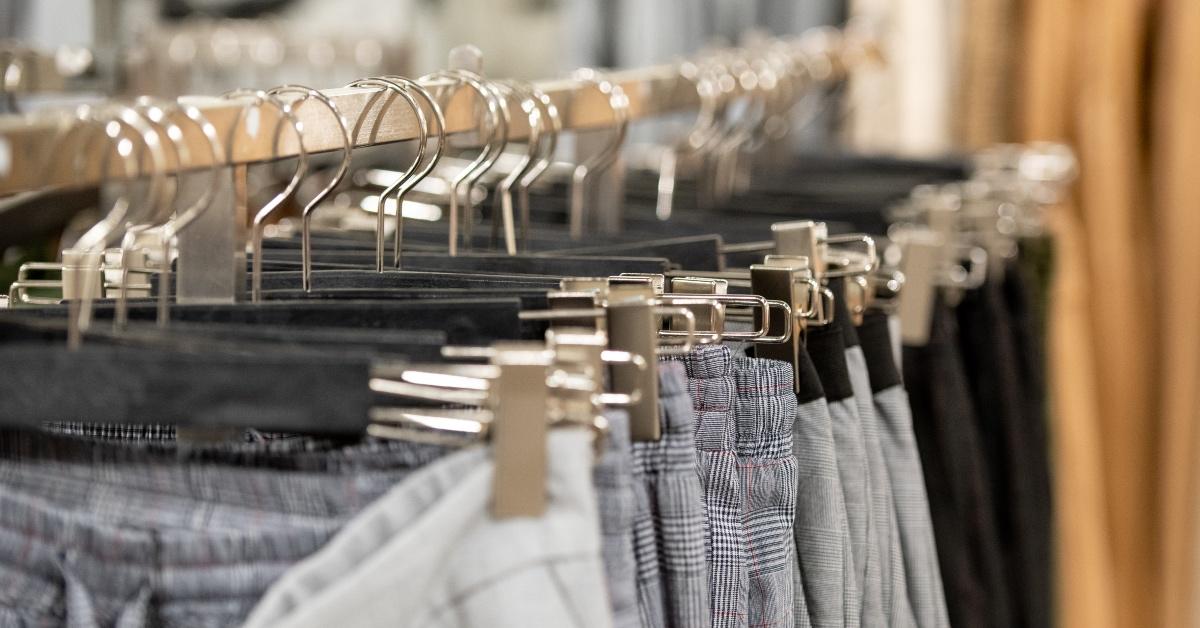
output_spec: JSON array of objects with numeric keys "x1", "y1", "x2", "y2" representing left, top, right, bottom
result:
[
  {"x1": 631, "y1": 362, "x2": 711, "y2": 628},
  {"x1": 671, "y1": 345, "x2": 750, "y2": 628},
  {"x1": 245, "y1": 428, "x2": 610, "y2": 628},
  {"x1": 807, "y1": 321, "x2": 882, "y2": 626},
  {"x1": 0, "y1": 428, "x2": 450, "y2": 626},
  {"x1": 732, "y1": 355, "x2": 801, "y2": 628},
  {"x1": 594, "y1": 410, "x2": 642, "y2": 628},
  {"x1": 904, "y1": 300, "x2": 1013, "y2": 628},
  {"x1": 861, "y1": 311, "x2": 951, "y2": 628},
  {"x1": 792, "y1": 345, "x2": 859, "y2": 628}
]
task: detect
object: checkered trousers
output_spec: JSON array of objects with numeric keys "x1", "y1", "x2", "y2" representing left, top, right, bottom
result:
[
  {"x1": 670, "y1": 345, "x2": 750, "y2": 628},
  {"x1": 875, "y1": 386, "x2": 952, "y2": 628},
  {"x1": 793, "y1": 392, "x2": 860, "y2": 628},
  {"x1": 732, "y1": 356, "x2": 800, "y2": 628},
  {"x1": 594, "y1": 410, "x2": 642, "y2": 628},
  {"x1": 42, "y1": 422, "x2": 177, "y2": 441},
  {"x1": 632, "y1": 362, "x2": 710, "y2": 628},
  {"x1": 846, "y1": 346, "x2": 917, "y2": 627}
]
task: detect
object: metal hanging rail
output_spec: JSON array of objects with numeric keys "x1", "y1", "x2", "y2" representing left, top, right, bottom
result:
[{"x1": 0, "y1": 30, "x2": 865, "y2": 198}]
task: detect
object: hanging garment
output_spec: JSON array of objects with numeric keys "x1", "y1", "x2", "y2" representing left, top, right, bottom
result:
[
  {"x1": 791, "y1": 346, "x2": 859, "y2": 628},
  {"x1": 957, "y1": 275, "x2": 1052, "y2": 628},
  {"x1": 632, "y1": 363, "x2": 711, "y2": 628},
  {"x1": 670, "y1": 345, "x2": 751, "y2": 628},
  {"x1": 839, "y1": 289, "x2": 917, "y2": 628},
  {"x1": 859, "y1": 311, "x2": 951, "y2": 628},
  {"x1": 0, "y1": 430, "x2": 448, "y2": 627},
  {"x1": 593, "y1": 410, "x2": 642, "y2": 628},
  {"x1": 806, "y1": 320, "x2": 883, "y2": 627},
  {"x1": 244, "y1": 428, "x2": 611, "y2": 628},
  {"x1": 731, "y1": 356, "x2": 802, "y2": 628},
  {"x1": 904, "y1": 301, "x2": 1013, "y2": 628}
]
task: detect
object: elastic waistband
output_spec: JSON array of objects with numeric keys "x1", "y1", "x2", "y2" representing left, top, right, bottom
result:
[
  {"x1": 666, "y1": 344, "x2": 733, "y2": 380},
  {"x1": 0, "y1": 427, "x2": 448, "y2": 473},
  {"x1": 828, "y1": 278, "x2": 860, "y2": 348},
  {"x1": 685, "y1": 376, "x2": 737, "y2": 452},
  {"x1": 656, "y1": 362, "x2": 694, "y2": 433},
  {"x1": 731, "y1": 357, "x2": 797, "y2": 458},
  {"x1": 635, "y1": 364, "x2": 700, "y2": 475}
]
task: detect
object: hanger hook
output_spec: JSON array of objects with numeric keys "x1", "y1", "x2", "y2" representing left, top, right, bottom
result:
[
  {"x1": 568, "y1": 67, "x2": 629, "y2": 240},
  {"x1": 67, "y1": 104, "x2": 167, "y2": 347},
  {"x1": 345, "y1": 76, "x2": 429, "y2": 272},
  {"x1": 376, "y1": 75, "x2": 447, "y2": 269},
  {"x1": 491, "y1": 79, "x2": 542, "y2": 255},
  {"x1": 221, "y1": 89, "x2": 308, "y2": 303},
  {"x1": 134, "y1": 96, "x2": 224, "y2": 327},
  {"x1": 112, "y1": 102, "x2": 180, "y2": 332},
  {"x1": 516, "y1": 83, "x2": 561, "y2": 251},
  {"x1": 266, "y1": 85, "x2": 352, "y2": 291},
  {"x1": 418, "y1": 69, "x2": 504, "y2": 256}
]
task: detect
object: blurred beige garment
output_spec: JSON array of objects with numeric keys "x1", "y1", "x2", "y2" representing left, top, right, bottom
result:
[
  {"x1": 1020, "y1": 2, "x2": 1124, "y2": 625},
  {"x1": 956, "y1": 0, "x2": 1017, "y2": 147},
  {"x1": 1022, "y1": 0, "x2": 1200, "y2": 625},
  {"x1": 1154, "y1": 0, "x2": 1200, "y2": 626}
]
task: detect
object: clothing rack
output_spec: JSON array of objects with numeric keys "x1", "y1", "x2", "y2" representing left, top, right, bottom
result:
[{"x1": 0, "y1": 31, "x2": 865, "y2": 197}]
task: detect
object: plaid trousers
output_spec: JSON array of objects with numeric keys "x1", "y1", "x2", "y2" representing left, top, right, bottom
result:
[
  {"x1": 806, "y1": 323, "x2": 883, "y2": 627},
  {"x1": 246, "y1": 429, "x2": 611, "y2": 628},
  {"x1": 0, "y1": 427, "x2": 455, "y2": 627},
  {"x1": 860, "y1": 311, "x2": 951, "y2": 628},
  {"x1": 732, "y1": 356, "x2": 800, "y2": 628},
  {"x1": 632, "y1": 362, "x2": 711, "y2": 628},
  {"x1": 671, "y1": 345, "x2": 750, "y2": 628},
  {"x1": 847, "y1": 345, "x2": 917, "y2": 627},
  {"x1": 792, "y1": 349, "x2": 860, "y2": 628},
  {"x1": 594, "y1": 410, "x2": 642, "y2": 628}
]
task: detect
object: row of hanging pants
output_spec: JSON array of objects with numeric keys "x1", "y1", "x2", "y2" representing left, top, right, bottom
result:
[{"x1": 0, "y1": 154, "x2": 1054, "y2": 628}]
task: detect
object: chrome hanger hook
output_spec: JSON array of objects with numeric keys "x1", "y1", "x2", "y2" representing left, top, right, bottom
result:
[
  {"x1": 418, "y1": 69, "x2": 503, "y2": 256},
  {"x1": 516, "y1": 83, "x2": 561, "y2": 251},
  {"x1": 221, "y1": 89, "x2": 308, "y2": 303},
  {"x1": 568, "y1": 67, "x2": 629, "y2": 240},
  {"x1": 376, "y1": 75, "x2": 447, "y2": 269},
  {"x1": 493, "y1": 79, "x2": 541, "y2": 255},
  {"x1": 135, "y1": 96, "x2": 224, "y2": 328},
  {"x1": 346, "y1": 76, "x2": 428, "y2": 272},
  {"x1": 267, "y1": 85, "x2": 352, "y2": 291}
]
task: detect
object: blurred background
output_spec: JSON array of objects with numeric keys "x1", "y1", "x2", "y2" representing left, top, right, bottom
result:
[{"x1": 2, "y1": 2, "x2": 1199, "y2": 628}]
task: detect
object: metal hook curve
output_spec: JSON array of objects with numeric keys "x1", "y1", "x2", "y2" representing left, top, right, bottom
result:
[
  {"x1": 568, "y1": 68, "x2": 629, "y2": 240},
  {"x1": 267, "y1": 84, "x2": 352, "y2": 290},
  {"x1": 346, "y1": 76, "x2": 428, "y2": 272},
  {"x1": 221, "y1": 89, "x2": 308, "y2": 303}
]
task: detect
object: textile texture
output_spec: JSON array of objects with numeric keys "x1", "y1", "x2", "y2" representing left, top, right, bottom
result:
[
  {"x1": 245, "y1": 429, "x2": 611, "y2": 628},
  {"x1": 671, "y1": 345, "x2": 750, "y2": 628},
  {"x1": 791, "y1": 348, "x2": 859, "y2": 628},
  {"x1": 594, "y1": 410, "x2": 641, "y2": 628},
  {"x1": 732, "y1": 356, "x2": 800, "y2": 628},
  {"x1": 632, "y1": 362, "x2": 711, "y2": 628}
]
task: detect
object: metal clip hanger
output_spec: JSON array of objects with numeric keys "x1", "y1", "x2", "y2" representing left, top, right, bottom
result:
[{"x1": 369, "y1": 338, "x2": 611, "y2": 518}]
